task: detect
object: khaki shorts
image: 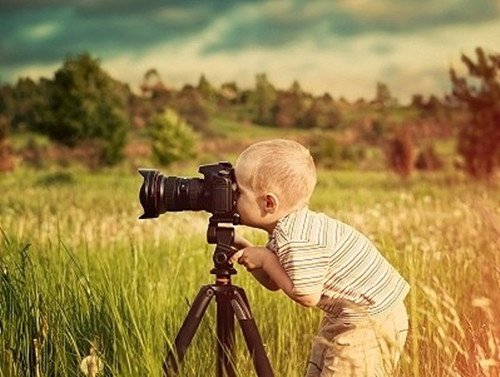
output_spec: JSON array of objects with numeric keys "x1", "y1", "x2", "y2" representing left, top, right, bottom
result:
[{"x1": 305, "y1": 301, "x2": 408, "y2": 377}]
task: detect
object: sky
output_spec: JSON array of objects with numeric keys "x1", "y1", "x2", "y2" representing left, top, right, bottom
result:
[{"x1": 1, "y1": 0, "x2": 499, "y2": 103}]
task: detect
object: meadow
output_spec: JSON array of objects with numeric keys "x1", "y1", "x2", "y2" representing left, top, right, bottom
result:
[{"x1": 0, "y1": 166, "x2": 499, "y2": 377}]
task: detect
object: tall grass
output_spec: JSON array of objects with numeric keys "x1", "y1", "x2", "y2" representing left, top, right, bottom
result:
[{"x1": 1, "y1": 168, "x2": 499, "y2": 376}]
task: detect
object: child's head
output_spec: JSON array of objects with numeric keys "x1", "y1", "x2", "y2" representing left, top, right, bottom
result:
[{"x1": 234, "y1": 139, "x2": 316, "y2": 229}]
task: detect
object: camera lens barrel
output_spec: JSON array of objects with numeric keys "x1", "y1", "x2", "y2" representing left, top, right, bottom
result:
[
  {"x1": 165, "y1": 177, "x2": 203, "y2": 211},
  {"x1": 139, "y1": 169, "x2": 205, "y2": 219},
  {"x1": 138, "y1": 162, "x2": 238, "y2": 223}
]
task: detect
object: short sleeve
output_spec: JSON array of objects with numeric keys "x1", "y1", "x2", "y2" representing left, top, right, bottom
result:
[
  {"x1": 265, "y1": 236, "x2": 277, "y2": 254},
  {"x1": 277, "y1": 240, "x2": 329, "y2": 296}
]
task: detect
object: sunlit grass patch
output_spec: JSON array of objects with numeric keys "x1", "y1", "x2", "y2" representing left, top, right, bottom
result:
[{"x1": 0, "y1": 168, "x2": 498, "y2": 376}]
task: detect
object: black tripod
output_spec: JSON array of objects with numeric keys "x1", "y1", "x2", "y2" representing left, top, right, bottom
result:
[{"x1": 163, "y1": 219, "x2": 275, "y2": 377}]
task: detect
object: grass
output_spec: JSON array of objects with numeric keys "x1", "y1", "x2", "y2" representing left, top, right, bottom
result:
[{"x1": 0, "y1": 167, "x2": 499, "y2": 376}]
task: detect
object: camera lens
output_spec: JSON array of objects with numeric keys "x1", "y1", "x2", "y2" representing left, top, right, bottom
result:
[{"x1": 139, "y1": 169, "x2": 204, "y2": 219}]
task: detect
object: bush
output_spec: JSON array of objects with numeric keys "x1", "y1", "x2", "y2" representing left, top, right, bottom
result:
[
  {"x1": 173, "y1": 85, "x2": 211, "y2": 132},
  {"x1": 384, "y1": 130, "x2": 414, "y2": 179},
  {"x1": 36, "y1": 171, "x2": 76, "y2": 187},
  {"x1": 310, "y1": 134, "x2": 365, "y2": 169},
  {"x1": 20, "y1": 136, "x2": 49, "y2": 169},
  {"x1": 0, "y1": 115, "x2": 14, "y2": 172},
  {"x1": 148, "y1": 108, "x2": 197, "y2": 166},
  {"x1": 415, "y1": 145, "x2": 443, "y2": 171}
]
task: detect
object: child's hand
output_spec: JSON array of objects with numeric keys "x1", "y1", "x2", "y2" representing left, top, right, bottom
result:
[
  {"x1": 232, "y1": 233, "x2": 253, "y2": 250},
  {"x1": 230, "y1": 247, "x2": 270, "y2": 271}
]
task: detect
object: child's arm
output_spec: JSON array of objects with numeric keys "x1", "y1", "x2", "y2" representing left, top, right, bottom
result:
[
  {"x1": 232, "y1": 233, "x2": 253, "y2": 250},
  {"x1": 231, "y1": 247, "x2": 320, "y2": 307},
  {"x1": 232, "y1": 234, "x2": 279, "y2": 291},
  {"x1": 249, "y1": 269, "x2": 280, "y2": 291}
]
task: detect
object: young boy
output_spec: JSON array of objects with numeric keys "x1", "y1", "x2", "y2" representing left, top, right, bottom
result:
[{"x1": 230, "y1": 139, "x2": 409, "y2": 377}]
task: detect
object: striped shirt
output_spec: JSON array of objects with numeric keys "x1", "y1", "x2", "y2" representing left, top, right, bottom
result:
[{"x1": 267, "y1": 207, "x2": 410, "y2": 319}]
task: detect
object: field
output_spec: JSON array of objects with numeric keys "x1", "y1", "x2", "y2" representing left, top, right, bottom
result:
[{"x1": 0, "y1": 166, "x2": 499, "y2": 377}]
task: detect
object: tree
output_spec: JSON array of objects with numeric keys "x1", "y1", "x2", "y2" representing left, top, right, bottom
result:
[
  {"x1": 271, "y1": 80, "x2": 310, "y2": 128},
  {"x1": 148, "y1": 108, "x2": 197, "y2": 166},
  {"x1": 39, "y1": 53, "x2": 129, "y2": 165},
  {"x1": 0, "y1": 85, "x2": 15, "y2": 171},
  {"x1": 0, "y1": 84, "x2": 14, "y2": 123},
  {"x1": 218, "y1": 81, "x2": 240, "y2": 107},
  {"x1": 415, "y1": 145, "x2": 443, "y2": 171},
  {"x1": 1, "y1": 79, "x2": 48, "y2": 134},
  {"x1": 140, "y1": 68, "x2": 171, "y2": 112},
  {"x1": 304, "y1": 94, "x2": 342, "y2": 130},
  {"x1": 384, "y1": 130, "x2": 414, "y2": 179},
  {"x1": 252, "y1": 73, "x2": 277, "y2": 125},
  {"x1": 373, "y1": 82, "x2": 397, "y2": 108},
  {"x1": 197, "y1": 74, "x2": 216, "y2": 103},
  {"x1": 450, "y1": 47, "x2": 500, "y2": 178},
  {"x1": 173, "y1": 85, "x2": 210, "y2": 132},
  {"x1": 0, "y1": 115, "x2": 14, "y2": 171},
  {"x1": 10, "y1": 78, "x2": 49, "y2": 131}
]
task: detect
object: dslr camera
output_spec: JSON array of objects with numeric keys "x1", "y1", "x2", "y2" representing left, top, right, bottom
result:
[{"x1": 138, "y1": 161, "x2": 240, "y2": 225}]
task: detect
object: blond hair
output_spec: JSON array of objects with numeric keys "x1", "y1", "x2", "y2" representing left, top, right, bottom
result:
[{"x1": 236, "y1": 139, "x2": 317, "y2": 209}]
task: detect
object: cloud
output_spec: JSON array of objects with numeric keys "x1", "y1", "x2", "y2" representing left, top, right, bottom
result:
[
  {"x1": 1, "y1": 0, "x2": 499, "y2": 102},
  {"x1": 0, "y1": 1, "x2": 242, "y2": 66},
  {"x1": 202, "y1": 0, "x2": 500, "y2": 52},
  {"x1": 96, "y1": 16, "x2": 500, "y2": 102}
]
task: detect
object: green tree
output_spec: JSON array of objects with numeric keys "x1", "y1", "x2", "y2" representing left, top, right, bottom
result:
[
  {"x1": 450, "y1": 47, "x2": 500, "y2": 178},
  {"x1": 40, "y1": 53, "x2": 129, "y2": 165},
  {"x1": 0, "y1": 85, "x2": 16, "y2": 171},
  {"x1": 252, "y1": 73, "x2": 277, "y2": 125},
  {"x1": 10, "y1": 78, "x2": 49, "y2": 131},
  {"x1": 173, "y1": 85, "x2": 210, "y2": 132},
  {"x1": 271, "y1": 80, "x2": 310, "y2": 128},
  {"x1": 148, "y1": 108, "x2": 197, "y2": 166},
  {"x1": 373, "y1": 82, "x2": 397, "y2": 108},
  {"x1": 0, "y1": 84, "x2": 14, "y2": 122},
  {"x1": 219, "y1": 81, "x2": 240, "y2": 105},
  {"x1": 140, "y1": 68, "x2": 172, "y2": 113},
  {"x1": 197, "y1": 74, "x2": 216, "y2": 103},
  {"x1": 0, "y1": 114, "x2": 14, "y2": 172},
  {"x1": 304, "y1": 93, "x2": 342, "y2": 129}
]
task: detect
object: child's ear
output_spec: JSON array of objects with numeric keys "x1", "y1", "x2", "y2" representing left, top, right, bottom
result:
[{"x1": 264, "y1": 193, "x2": 279, "y2": 214}]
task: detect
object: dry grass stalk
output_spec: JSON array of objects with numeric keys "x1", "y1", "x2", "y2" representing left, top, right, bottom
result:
[{"x1": 79, "y1": 346, "x2": 104, "y2": 377}]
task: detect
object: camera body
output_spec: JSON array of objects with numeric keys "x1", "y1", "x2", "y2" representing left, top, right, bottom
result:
[
  {"x1": 139, "y1": 161, "x2": 239, "y2": 224},
  {"x1": 198, "y1": 162, "x2": 237, "y2": 221}
]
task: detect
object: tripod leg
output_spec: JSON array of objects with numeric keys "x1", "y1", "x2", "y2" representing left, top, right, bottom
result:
[
  {"x1": 163, "y1": 285, "x2": 215, "y2": 376},
  {"x1": 231, "y1": 287, "x2": 274, "y2": 377},
  {"x1": 216, "y1": 291, "x2": 236, "y2": 377}
]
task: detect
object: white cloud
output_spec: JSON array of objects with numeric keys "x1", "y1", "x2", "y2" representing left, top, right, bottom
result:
[
  {"x1": 7, "y1": 12, "x2": 500, "y2": 104},
  {"x1": 22, "y1": 21, "x2": 60, "y2": 41}
]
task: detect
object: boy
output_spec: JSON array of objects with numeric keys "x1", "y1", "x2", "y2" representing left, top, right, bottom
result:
[{"x1": 230, "y1": 139, "x2": 409, "y2": 377}]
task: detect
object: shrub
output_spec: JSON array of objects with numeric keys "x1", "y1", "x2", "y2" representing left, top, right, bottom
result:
[
  {"x1": 384, "y1": 130, "x2": 414, "y2": 179},
  {"x1": 173, "y1": 85, "x2": 211, "y2": 132},
  {"x1": 415, "y1": 145, "x2": 443, "y2": 171},
  {"x1": 36, "y1": 171, "x2": 76, "y2": 187},
  {"x1": 0, "y1": 115, "x2": 14, "y2": 172},
  {"x1": 20, "y1": 136, "x2": 49, "y2": 169},
  {"x1": 148, "y1": 108, "x2": 197, "y2": 167},
  {"x1": 310, "y1": 134, "x2": 365, "y2": 169}
]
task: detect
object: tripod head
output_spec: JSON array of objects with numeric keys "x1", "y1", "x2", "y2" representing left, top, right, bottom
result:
[{"x1": 207, "y1": 217, "x2": 238, "y2": 279}]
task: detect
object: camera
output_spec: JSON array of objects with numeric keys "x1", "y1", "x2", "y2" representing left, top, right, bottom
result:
[{"x1": 138, "y1": 161, "x2": 240, "y2": 224}]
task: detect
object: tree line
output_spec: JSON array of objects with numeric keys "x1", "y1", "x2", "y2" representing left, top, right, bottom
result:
[{"x1": 0, "y1": 48, "x2": 499, "y2": 179}]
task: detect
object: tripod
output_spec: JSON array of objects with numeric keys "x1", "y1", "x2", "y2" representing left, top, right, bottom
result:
[{"x1": 163, "y1": 219, "x2": 275, "y2": 377}]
